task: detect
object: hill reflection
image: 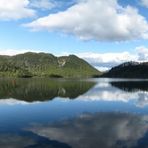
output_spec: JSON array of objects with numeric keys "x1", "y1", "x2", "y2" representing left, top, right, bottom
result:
[
  {"x1": 0, "y1": 78, "x2": 96, "y2": 102},
  {"x1": 111, "y1": 81, "x2": 148, "y2": 92}
]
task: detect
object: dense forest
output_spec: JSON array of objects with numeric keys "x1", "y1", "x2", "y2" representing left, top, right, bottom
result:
[
  {"x1": 0, "y1": 52, "x2": 101, "y2": 78},
  {"x1": 102, "y1": 61, "x2": 148, "y2": 78}
]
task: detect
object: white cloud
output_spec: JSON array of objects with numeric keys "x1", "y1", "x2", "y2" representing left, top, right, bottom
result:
[
  {"x1": 74, "y1": 52, "x2": 132, "y2": 70},
  {"x1": 136, "y1": 46, "x2": 148, "y2": 61},
  {"x1": 0, "y1": 0, "x2": 36, "y2": 20},
  {"x1": 30, "y1": 0, "x2": 57, "y2": 10},
  {"x1": 77, "y1": 51, "x2": 137, "y2": 70},
  {"x1": 0, "y1": 49, "x2": 41, "y2": 56},
  {"x1": 73, "y1": 46, "x2": 148, "y2": 70},
  {"x1": 25, "y1": 0, "x2": 148, "y2": 41},
  {"x1": 141, "y1": 0, "x2": 148, "y2": 7},
  {"x1": 46, "y1": 50, "x2": 136, "y2": 71}
]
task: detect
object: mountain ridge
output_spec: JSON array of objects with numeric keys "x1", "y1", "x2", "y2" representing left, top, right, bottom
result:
[
  {"x1": 102, "y1": 61, "x2": 148, "y2": 78},
  {"x1": 0, "y1": 52, "x2": 101, "y2": 78}
]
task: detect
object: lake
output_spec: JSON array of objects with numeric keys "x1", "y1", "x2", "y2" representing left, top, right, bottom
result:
[{"x1": 0, "y1": 78, "x2": 148, "y2": 148}]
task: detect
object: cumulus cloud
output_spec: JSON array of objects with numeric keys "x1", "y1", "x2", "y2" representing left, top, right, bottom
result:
[
  {"x1": 30, "y1": 0, "x2": 57, "y2": 10},
  {"x1": 141, "y1": 0, "x2": 148, "y2": 7},
  {"x1": 0, "y1": 0, "x2": 36, "y2": 20},
  {"x1": 25, "y1": 0, "x2": 148, "y2": 41}
]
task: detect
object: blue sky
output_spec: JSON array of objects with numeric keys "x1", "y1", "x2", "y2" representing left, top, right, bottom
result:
[{"x1": 0, "y1": 0, "x2": 148, "y2": 70}]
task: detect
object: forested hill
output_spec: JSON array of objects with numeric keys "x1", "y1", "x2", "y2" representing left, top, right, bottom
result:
[
  {"x1": 0, "y1": 52, "x2": 101, "y2": 78},
  {"x1": 102, "y1": 61, "x2": 148, "y2": 78}
]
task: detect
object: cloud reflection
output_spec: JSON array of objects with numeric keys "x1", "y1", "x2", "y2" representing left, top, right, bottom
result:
[
  {"x1": 0, "y1": 132, "x2": 71, "y2": 148},
  {"x1": 27, "y1": 112, "x2": 148, "y2": 148},
  {"x1": 77, "y1": 82, "x2": 148, "y2": 107}
]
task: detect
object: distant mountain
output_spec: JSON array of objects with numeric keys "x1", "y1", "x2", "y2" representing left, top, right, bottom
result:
[
  {"x1": 102, "y1": 61, "x2": 148, "y2": 78},
  {"x1": 0, "y1": 52, "x2": 101, "y2": 78}
]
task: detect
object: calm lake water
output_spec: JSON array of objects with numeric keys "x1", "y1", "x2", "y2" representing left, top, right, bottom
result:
[{"x1": 1, "y1": 78, "x2": 148, "y2": 148}]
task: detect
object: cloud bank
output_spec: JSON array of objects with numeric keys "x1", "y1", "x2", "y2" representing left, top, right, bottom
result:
[
  {"x1": 76, "y1": 46, "x2": 148, "y2": 70},
  {"x1": 25, "y1": 0, "x2": 148, "y2": 41}
]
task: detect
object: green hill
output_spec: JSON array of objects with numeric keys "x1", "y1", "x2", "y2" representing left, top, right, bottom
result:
[
  {"x1": 0, "y1": 52, "x2": 101, "y2": 78},
  {"x1": 102, "y1": 61, "x2": 148, "y2": 78}
]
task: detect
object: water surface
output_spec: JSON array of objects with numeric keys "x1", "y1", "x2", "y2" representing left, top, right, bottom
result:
[{"x1": 0, "y1": 78, "x2": 148, "y2": 148}]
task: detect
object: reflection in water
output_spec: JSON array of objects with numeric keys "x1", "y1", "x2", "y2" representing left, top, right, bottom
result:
[
  {"x1": 0, "y1": 78, "x2": 96, "y2": 102},
  {"x1": 111, "y1": 81, "x2": 148, "y2": 92},
  {"x1": 1, "y1": 78, "x2": 148, "y2": 147},
  {"x1": 110, "y1": 81, "x2": 148, "y2": 107},
  {"x1": 73, "y1": 81, "x2": 148, "y2": 107},
  {"x1": 0, "y1": 132, "x2": 71, "y2": 148},
  {"x1": 27, "y1": 112, "x2": 148, "y2": 148},
  {"x1": 0, "y1": 79, "x2": 148, "y2": 107}
]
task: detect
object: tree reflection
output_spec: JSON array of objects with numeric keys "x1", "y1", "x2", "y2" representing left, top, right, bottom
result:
[
  {"x1": 0, "y1": 78, "x2": 96, "y2": 102},
  {"x1": 111, "y1": 81, "x2": 148, "y2": 92}
]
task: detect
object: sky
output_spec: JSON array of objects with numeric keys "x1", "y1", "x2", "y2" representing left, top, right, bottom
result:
[{"x1": 0, "y1": 0, "x2": 148, "y2": 71}]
